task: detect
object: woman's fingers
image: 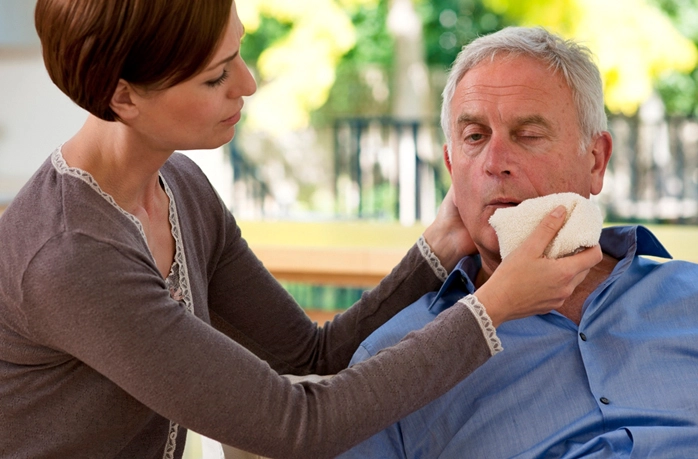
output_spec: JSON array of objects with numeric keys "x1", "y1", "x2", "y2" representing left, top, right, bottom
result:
[
  {"x1": 474, "y1": 207, "x2": 603, "y2": 327},
  {"x1": 560, "y1": 245, "x2": 603, "y2": 276},
  {"x1": 422, "y1": 186, "x2": 477, "y2": 271}
]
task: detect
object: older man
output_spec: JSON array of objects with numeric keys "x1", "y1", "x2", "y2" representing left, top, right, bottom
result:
[{"x1": 339, "y1": 27, "x2": 698, "y2": 458}]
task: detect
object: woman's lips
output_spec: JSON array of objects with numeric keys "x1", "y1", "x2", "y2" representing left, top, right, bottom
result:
[{"x1": 222, "y1": 111, "x2": 241, "y2": 125}]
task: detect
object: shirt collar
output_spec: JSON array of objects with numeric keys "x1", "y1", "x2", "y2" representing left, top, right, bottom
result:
[
  {"x1": 427, "y1": 256, "x2": 480, "y2": 312},
  {"x1": 427, "y1": 225, "x2": 671, "y2": 313},
  {"x1": 600, "y1": 225, "x2": 672, "y2": 260}
]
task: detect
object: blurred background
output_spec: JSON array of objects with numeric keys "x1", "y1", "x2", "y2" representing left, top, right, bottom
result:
[
  {"x1": 3, "y1": 1, "x2": 698, "y2": 457},
  {"x1": 2, "y1": 0, "x2": 698, "y2": 317}
]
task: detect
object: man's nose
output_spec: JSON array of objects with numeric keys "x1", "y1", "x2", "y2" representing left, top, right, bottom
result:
[{"x1": 483, "y1": 133, "x2": 513, "y2": 177}]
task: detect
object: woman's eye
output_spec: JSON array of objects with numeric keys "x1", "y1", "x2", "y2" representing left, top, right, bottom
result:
[{"x1": 206, "y1": 69, "x2": 229, "y2": 88}]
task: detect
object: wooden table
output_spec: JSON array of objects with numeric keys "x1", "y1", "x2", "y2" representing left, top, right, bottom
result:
[{"x1": 238, "y1": 220, "x2": 425, "y2": 287}]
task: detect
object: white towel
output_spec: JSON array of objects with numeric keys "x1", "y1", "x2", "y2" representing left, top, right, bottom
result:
[{"x1": 488, "y1": 192, "x2": 603, "y2": 259}]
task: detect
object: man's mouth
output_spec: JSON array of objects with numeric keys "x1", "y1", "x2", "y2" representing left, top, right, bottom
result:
[{"x1": 487, "y1": 198, "x2": 522, "y2": 209}]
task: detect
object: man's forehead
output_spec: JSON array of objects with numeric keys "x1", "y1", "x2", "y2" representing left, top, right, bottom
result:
[
  {"x1": 452, "y1": 90, "x2": 558, "y2": 129},
  {"x1": 451, "y1": 56, "x2": 572, "y2": 126},
  {"x1": 457, "y1": 54, "x2": 566, "y2": 94}
]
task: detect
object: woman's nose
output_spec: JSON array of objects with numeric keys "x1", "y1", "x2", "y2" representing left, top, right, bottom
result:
[{"x1": 229, "y1": 58, "x2": 257, "y2": 98}]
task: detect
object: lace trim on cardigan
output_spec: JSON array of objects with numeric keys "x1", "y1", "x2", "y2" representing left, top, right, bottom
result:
[
  {"x1": 417, "y1": 235, "x2": 449, "y2": 282},
  {"x1": 51, "y1": 147, "x2": 194, "y2": 458},
  {"x1": 52, "y1": 148, "x2": 147, "y2": 241},
  {"x1": 160, "y1": 177, "x2": 195, "y2": 459},
  {"x1": 458, "y1": 295, "x2": 503, "y2": 356},
  {"x1": 160, "y1": 178, "x2": 194, "y2": 314}
]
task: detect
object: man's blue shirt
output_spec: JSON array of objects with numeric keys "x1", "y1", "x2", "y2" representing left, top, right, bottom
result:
[{"x1": 339, "y1": 226, "x2": 698, "y2": 458}]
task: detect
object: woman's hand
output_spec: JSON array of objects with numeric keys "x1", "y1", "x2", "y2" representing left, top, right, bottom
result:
[
  {"x1": 475, "y1": 205, "x2": 603, "y2": 328},
  {"x1": 422, "y1": 187, "x2": 477, "y2": 272}
]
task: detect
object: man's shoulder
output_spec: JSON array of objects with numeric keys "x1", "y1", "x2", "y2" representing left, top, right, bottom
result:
[
  {"x1": 351, "y1": 291, "x2": 441, "y2": 364},
  {"x1": 640, "y1": 256, "x2": 698, "y2": 291}
]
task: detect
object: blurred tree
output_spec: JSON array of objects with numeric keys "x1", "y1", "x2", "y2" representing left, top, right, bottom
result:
[
  {"x1": 649, "y1": 0, "x2": 698, "y2": 116},
  {"x1": 310, "y1": 0, "x2": 394, "y2": 121},
  {"x1": 235, "y1": 0, "x2": 510, "y2": 220},
  {"x1": 237, "y1": 0, "x2": 374, "y2": 132},
  {"x1": 233, "y1": 0, "x2": 698, "y2": 220},
  {"x1": 483, "y1": 0, "x2": 698, "y2": 115},
  {"x1": 237, "y1": 0, "x2": 698, "y2": 129},
  {"x1": 314, "y1": 0, "x2": 508, "y2": 121},
  {"x1": 417, "y1": 0, "x2": 508, "y2": 69},
  {"x1": 238, "y1": 0, "x2": 509, "y2": 127}
]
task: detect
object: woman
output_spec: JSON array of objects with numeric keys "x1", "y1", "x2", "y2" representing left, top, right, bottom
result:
[{"x1": 0, "y1": 0, "x2": 601, "y2": 458}]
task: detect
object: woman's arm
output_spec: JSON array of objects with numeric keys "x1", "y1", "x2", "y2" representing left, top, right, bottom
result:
[
  {"x1": 19, "y1": 207, "x2": 599, "y2": 458},
  {"x1": 206, "y1": 187, "x2": 476, "y2": 376},
  {"x1": 205, "y1": 211, "x2": 446, "y2": 376},
  {"x1": 20, "y1": 232, "x2": 488, "y2": 458}
]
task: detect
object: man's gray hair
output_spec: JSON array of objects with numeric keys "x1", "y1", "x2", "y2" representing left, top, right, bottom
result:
[{"x1": 441, "y1": 27, "x2": 607, "y2": 156}]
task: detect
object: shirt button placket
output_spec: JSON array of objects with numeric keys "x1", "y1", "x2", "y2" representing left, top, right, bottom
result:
[
  {"x1": 578, "y1": 330, "x2": 608, "y2": 406},
  {"x1": 580, "y1": 331, "x2": 612, "y2": 407}
]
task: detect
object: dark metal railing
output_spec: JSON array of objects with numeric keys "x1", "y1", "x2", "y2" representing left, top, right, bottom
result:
[{"x1": 230, "y1": 114, "x2": 698, "y2": 225}]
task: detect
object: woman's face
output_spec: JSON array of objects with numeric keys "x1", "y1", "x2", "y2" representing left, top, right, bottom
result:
[{"x1": 128, "y1": 4, "x2": 256, "y2": 152}]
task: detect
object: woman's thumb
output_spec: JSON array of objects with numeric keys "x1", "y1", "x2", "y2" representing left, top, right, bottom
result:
[{"x1": 517, "y1": 205, "x2": 567, "y2": 258}]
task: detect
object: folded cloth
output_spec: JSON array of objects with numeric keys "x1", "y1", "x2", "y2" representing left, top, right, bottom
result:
[{"x1": 489, "y1": 192, "x2": 603, "y2": 259}]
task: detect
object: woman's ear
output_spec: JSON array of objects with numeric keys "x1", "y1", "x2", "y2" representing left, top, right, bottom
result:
[{"x1": 109, "y1": 79, "x2": 139, "y2": 121}]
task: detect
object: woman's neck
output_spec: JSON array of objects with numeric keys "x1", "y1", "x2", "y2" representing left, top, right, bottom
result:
[
  {"x1": 62, "y1": 115, "x2": 173, "y2": 214},
  {"x1": 63, "y1": 115, "x2": 177, "y2": 278}
]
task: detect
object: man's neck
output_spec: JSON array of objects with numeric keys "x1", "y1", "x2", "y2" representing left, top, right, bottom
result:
[{"x1": 476, "y1": 253, "x2": 619, "y2": 325}]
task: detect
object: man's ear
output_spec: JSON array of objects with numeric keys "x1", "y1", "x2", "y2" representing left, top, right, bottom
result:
[
  {"x1": 443, "y1": 143, "x2": 453, "y2": 175},
  {"x1": 589, "y1": 131, "x2": 613, "y2": 196},
  {"x1": 109, "y1": 79, "x2": 139, "y2": 121}
]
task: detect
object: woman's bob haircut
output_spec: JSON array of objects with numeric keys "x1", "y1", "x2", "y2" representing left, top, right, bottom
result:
[{"x1": 35, "y1": 0, "x2": 232, "y2": 121}]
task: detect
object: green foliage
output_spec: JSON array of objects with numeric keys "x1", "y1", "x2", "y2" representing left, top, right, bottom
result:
[
  {"x1": 344, "y1": 1, "x2": 395, "y2": 66},
  {"x1": 649, "y1": 0, "x2": 698, "y2": 116},
  {"x1": 311, "y1": 1, "x2": 394, "y2": 121},
  {"x1": 656, "y1": 70, "x2": 698, "y2": 116},
  {"x1": 650, "y1": 0, "x2": 698, "y2": 42},
  {"x1": 314, "y1": 0, "x2": 507, "y2": 121},
  {"x1": 240, "y1": 16, "x2": 292, "y2": 66},
  {"x1": 415, "y1": 0, "x2": 508, "y2": 69},
  {"x1": 281, "y1": 282, "x2": 364, "y2": 310},
  {"x1": 362, "y1": 181, "x2": 398, "y2": 220},
  {"x1": 479, "y1": 0, "x2": 697, "y2": 115},
  {"x1": 238, "y1": 0, "x2": 360, "y2": 132}
]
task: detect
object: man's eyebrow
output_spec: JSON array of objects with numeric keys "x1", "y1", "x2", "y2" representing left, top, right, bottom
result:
[
  {"x1": 206, "y1": 50, "x2": 239, "y2": 72},
  {"x1": 515, "y1": 115, "x2": 552, "y2": 129},
  {"x1": 455, "y1": 114, "x2": 553, "y2": 130},
  {"x1": 456, "y1": 114, "x2": 485, "y2": 126}
]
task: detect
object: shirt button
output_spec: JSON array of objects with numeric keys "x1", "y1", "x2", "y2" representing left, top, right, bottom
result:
[
  {"x1": 579, "y1": 333, "x2": 587, "y2": 341},
  {"x1": 600, "y1": 397, "x2": 610, "y2": 405}
]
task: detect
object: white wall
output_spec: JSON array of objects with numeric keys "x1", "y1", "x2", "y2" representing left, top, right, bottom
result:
[
  {"x1": 0, "y1": 0, "x2": 88, "y2": 203},
  {"x1": 0, "y1": 49, "x2": 88, "y2": 203}
]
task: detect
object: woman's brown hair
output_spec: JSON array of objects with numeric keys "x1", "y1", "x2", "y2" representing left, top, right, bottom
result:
[{"x1": 35, "y1": 0, "x2": 232, "y2": 121}]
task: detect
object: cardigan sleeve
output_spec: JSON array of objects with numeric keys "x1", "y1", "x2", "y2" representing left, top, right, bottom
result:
[
  {"x1": 205, "y1": 207, "x2": 446, "y2": 375},
  {"x1": 21, "y1": 230, "x2": 492, "y2": 459}
]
